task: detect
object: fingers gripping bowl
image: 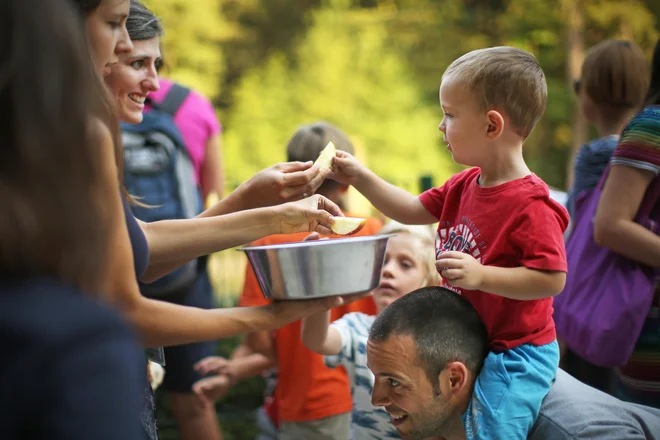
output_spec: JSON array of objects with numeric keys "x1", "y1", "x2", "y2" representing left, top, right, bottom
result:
[{"x1": 238, "y1": 235, "x2": 392, "y2": 300}]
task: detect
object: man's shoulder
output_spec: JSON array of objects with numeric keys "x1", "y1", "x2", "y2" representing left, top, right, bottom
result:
[{"x1": 530, "y1": 369, "x2": 660, "y2": 440}]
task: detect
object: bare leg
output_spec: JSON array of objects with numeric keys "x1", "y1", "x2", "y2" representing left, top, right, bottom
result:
[{"x1": 169, "y1": 391, "x2": 223, "y2": 440}]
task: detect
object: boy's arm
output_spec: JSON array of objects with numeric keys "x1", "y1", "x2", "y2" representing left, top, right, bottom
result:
[
  {"x1": 437, "y1": 252, "x2": 566, "y2": 300},
  {"x1": 301, "y1": 310, "x2": 343, "y2": 356},
  {"x1": 246, "y1": 330, "x2": 276, "y2": 360},
  {"x1": 226, "y1": 353, "x2": 276, "y2": 382},
  {"x1": 331, "y1": 151, "x2": 437, "y2": 225},
  {"x1": 194, "y1": 344, "x2": 276, "y2": 382}
]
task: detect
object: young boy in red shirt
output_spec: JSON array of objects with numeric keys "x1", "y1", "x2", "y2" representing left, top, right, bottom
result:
[{"x1": 330, "y1": 46, "x2": 569, "y2": 440}]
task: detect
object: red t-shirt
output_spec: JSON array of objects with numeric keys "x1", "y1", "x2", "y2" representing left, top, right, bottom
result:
[{"x1": 419, "y1": 167, "x2": 569, "y2": 351}]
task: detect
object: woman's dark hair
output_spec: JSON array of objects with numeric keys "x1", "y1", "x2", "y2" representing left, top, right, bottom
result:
[
  {"x1": 579, "y1": 40, "x2": 648, "y2": 112},
  {"x1": 0, "y1": 0, "x2": 115, "y2": 293},
  {"x1": 127, "y1": 0, "x2": 163, "y2": 41},
  {"x1": 644, "y1": 37, "x2": 660, "y2": 107},
  {"x1": 68, "y1": 0, "x2": 103, "y2": 16}
]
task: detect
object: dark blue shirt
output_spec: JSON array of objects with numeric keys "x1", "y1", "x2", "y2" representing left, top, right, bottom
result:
[
  {"x1": 0, "y1": 278, "x2": 145, "y2": 440},
  {"x1": 567, "y1": 135, "x2": 619, "y2": 217},
  {"x1": 123, "y1": 198, "x2": 149, "y2": 279}
]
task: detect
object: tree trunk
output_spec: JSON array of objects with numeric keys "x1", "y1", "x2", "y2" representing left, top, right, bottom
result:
[{"x1": 564, "y1": 0, "x2": 587, "y2": 190}]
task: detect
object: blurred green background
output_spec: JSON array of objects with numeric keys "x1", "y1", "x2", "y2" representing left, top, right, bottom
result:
[{"x1": 141, "y1": 0, "x2": 660, "y2": 438}]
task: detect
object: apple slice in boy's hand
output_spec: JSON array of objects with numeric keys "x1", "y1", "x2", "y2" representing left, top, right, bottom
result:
[
  {"x1": 314, "y1": 141, "x2": 336, "y2": 170},
  {"x1": 330, "y1": 217, "x2": 366, "y2": 235}
]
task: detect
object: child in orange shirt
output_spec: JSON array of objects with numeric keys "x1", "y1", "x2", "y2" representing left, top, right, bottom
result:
[{"x1": 193, "y1": 121, "x2": 381, "y2": 440}]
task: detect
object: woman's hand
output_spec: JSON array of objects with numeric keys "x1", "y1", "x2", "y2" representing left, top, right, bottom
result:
[
  {"x1": 266, "y1": 292, "x2": 371, "y2": 327},
  {"x1": 239, "y1": 161, "x2": 331, "y2": 209},
  {"x1": 273, "y1": 194, "x2": 344, "y2": 235}
]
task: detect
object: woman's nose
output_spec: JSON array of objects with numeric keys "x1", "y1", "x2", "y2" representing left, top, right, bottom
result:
[
  {"x1": 144, "y1": 71, "x2": 160, "y2": 92},
  {"x1": 116, "y1": 27, "x2": 134, "y2": 56}
]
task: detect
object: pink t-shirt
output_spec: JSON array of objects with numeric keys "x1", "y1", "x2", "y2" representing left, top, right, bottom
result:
[{"x1": 145, "y1": 78, "x2": 222, "y2": 183}]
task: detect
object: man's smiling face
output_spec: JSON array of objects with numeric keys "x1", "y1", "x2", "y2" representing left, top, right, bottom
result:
[{"x1": 367, "y1": 334, "x2": 461, "y2": 440}]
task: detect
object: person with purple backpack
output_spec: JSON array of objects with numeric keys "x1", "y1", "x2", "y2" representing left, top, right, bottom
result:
[
  {"x1": 555, "y1": 37, "x2": 660, "y2": 409},
  {"x1": 559, "y1": 39, "x2": 649, "y2": 393},
  {"x1": 592, "y1": 37, "x2": 660, "y2": 408}
]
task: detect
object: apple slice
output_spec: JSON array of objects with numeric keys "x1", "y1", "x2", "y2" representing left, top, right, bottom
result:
[
  {"x1": 330, "y1": 216, "x2": 367, "y2": 236},
  {"x1": 314, "y1": 141, "x2": 336, "y2": 170}
]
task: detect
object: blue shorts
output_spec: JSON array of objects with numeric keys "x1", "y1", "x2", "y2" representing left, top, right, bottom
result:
[
  {"x1": 463, "y1": 340, "x2": 559, "y2": 440},
  {"x1": 159, "y1": 265, "x2": 216, "y2": 393}
]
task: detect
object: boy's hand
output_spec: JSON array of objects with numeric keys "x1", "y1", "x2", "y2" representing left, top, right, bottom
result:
[
  {"x1": 436, "y1": 251, "x2": 484, "y2": 290},
  {"x1": 194, "y1": 356, "x2": 231, "y2": 376},
  {"x1": 328, "y1": 150, "x2": 366, "y2": 186},
  {"x1": 192, "y1": 375, "x2": 232, "y2": 408}
]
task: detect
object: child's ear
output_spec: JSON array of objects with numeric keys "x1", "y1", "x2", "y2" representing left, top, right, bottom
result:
[{"x1": 485, "y1": 110, "x2": 504, "y2": 139}]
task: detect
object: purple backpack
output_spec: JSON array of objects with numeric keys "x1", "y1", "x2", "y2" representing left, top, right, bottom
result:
[{"x1": 554, "y1": 168, "x2": 660, "y2": 367}]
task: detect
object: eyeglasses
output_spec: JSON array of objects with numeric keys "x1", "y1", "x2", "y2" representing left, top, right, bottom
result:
[{"x1": 573, "y1": 79, "x2": 581, "y2": 95}]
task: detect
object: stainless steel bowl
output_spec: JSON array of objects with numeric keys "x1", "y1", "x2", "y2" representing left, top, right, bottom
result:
[{"x1": 238, "y1": 235, "x2": 392, "y2": 300}]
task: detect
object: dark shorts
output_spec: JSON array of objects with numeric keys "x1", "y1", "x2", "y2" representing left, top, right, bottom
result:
[{"x1": 159, "y1": 264, "x2": 216, "y2": 393}]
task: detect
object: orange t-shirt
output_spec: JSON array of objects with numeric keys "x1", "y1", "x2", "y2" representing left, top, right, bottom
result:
[{"x1": 238, "y1": 215, "x2": 381, "y2": 422}]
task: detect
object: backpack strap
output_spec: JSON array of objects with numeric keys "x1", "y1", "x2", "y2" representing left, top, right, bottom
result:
[{"x1": 152, "y1": 83, "x2": 190, "y2": 117}]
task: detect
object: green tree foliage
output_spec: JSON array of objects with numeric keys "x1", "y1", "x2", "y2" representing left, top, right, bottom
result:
[
  {"x1": 223, "y1": 4, "x2": 457, "y2": 193},
  {"x1": 143, "y1": 0, "x2": 659, "y2": 191},
  {"x1": 144, "y1": 0, "x2": 231, "y2": 99}
]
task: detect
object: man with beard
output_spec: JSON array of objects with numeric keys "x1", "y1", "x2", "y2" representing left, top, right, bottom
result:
[{"x1": 366, "y1": 287, "x2": 660, "y2": 440}]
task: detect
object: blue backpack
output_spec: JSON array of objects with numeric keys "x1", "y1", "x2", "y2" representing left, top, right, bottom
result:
[{"x1": 121, "y1": 84, "x2": 203, "y2": 297}]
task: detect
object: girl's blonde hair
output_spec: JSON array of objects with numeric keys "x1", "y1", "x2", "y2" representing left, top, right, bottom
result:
[{"x1": 379, "y1": 221, "x2": 440, "y2": 288}]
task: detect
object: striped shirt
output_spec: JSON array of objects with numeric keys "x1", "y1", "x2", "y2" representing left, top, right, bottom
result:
[
  {"x1": 610, "y1": 105, "x2": 660, "y2": 407},
  {"x1": 326, "y1": 313, "x2": 401, "y2": 439},
  {"x1": 611, "y1": 106, "x2": 660, "y2": 175}
]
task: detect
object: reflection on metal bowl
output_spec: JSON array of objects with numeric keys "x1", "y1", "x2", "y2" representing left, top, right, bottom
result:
[{"x1": 238, "y1": 235, "x2": 392, "y2": 300}]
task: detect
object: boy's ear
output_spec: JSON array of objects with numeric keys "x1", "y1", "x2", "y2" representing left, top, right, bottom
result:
[{"x1": 485, "y1": 110, "x2": 504, "y2": 139}]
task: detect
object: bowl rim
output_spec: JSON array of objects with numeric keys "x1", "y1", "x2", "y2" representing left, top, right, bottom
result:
[{"x1": 237, "y1": 233, "x2": 396, "y2": 252}]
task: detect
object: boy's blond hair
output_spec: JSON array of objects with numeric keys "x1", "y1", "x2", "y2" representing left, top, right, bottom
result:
[
  {"x1": 443, "y1": 46, "x2": 547, "y2": 138},
  {"x1": 379, "y1": 221, "x2": 441, "y2": 288}
]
